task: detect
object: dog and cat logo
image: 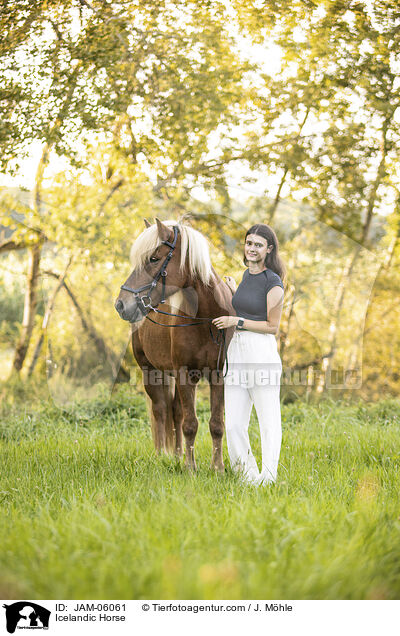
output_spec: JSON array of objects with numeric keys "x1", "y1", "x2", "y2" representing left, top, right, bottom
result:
[{"x1": 2, "y1": 603, "x2": 50, "y2": 633}]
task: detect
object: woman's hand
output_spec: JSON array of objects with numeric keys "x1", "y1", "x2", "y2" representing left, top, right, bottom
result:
[
  {"x1": 224, "y1": 276, "x2": 237, "y2": 294},
  {"x1": 212, "y1": 315, "x2": 238, "y2": 330}
]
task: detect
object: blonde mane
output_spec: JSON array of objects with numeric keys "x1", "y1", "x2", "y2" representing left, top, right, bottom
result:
[{"x1": 130, "y1": 220, "x2": 213, "y2": 286}]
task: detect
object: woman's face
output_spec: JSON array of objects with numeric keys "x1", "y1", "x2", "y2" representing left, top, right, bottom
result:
[{"x1": 244, "y1": 233, "x2": 272, "y2": 266}]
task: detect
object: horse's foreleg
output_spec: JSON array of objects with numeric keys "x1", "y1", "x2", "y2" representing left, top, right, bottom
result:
[
  {"x1": 172, "y1": 385, "x2": 184, "y2": 457},
  {"x1": 209, "y1": 374, "x2": 225, "y2": 472},
  {"x1": 176, "y1": 373, "x2": 200, "y2": 470}
]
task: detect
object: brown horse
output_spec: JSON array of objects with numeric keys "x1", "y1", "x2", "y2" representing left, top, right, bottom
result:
[{"x1": 115, "y1": 218, "x2": 235, "y2": 471}]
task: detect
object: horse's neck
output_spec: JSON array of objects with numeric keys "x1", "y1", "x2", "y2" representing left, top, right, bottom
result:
[
  {"x1": 192, "y1": 271, "x2": 234, "y2": 317},
  {"x1": 168, "y1": 271, "x2": 233, "y2": 318}
]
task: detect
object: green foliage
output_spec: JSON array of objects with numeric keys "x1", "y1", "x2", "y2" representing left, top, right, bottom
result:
[
  {"x1": 233, "y1": 0, "x2": 400, "y2": 241},
  {"x1": 0, "y1": 0, "x2": 249, "y2": 180},
  {"x1": 40, "y1": 143, "x2": 156, "y2": 259}
]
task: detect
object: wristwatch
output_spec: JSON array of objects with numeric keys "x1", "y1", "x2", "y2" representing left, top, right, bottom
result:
[{"x1": 237, "y1": 317, "x2": 245, "y2": 330}]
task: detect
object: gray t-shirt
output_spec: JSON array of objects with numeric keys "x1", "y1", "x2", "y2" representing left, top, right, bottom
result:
[{"x1": 232, "y1": 268, "x2": 284, "y2": 321}]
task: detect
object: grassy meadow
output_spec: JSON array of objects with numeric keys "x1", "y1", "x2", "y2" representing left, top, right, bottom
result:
[{"x1": 0, "y1": 381, "x2": 400, "y2": 600}]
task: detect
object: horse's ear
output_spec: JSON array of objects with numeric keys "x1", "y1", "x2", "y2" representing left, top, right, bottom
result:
[
  {"x1": 143, "y1": 218, "x2": 151, "y2": 228},
  {"x1": 155, "y1": 217, "x2": 173, "y2": 242}
]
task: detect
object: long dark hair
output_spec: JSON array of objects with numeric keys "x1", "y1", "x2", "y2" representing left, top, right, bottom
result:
[{"x1": 243, "y1": 224, "x2": 286, "y2": 280}]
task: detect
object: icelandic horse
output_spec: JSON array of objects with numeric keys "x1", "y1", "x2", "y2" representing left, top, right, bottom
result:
[{"x1": 115, "y1": 218, "x2": 235, "y2": 471}]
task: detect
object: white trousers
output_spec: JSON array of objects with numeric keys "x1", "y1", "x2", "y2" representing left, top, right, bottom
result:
[{"x1": 223, "y1": 330, "x2": 282, "y2": 486}]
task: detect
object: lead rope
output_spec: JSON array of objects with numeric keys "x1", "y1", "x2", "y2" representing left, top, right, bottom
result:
[{"x1": 143, "y1": 305, "x2": 229, "y2": 377}]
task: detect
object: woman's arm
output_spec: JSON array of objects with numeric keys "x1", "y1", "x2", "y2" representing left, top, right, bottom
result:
[{"x1": 212, "y1": 286, "x2": 284, "y2": 335}]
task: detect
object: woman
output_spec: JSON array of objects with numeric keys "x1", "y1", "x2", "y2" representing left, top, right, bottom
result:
[{"x1": 212, "y1": 224, "x2": 285, "y2": 486}]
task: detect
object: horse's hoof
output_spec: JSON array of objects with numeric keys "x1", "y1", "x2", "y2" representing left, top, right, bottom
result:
[{"x1": 211, "y1": 463, "x2": 225, "y2": 474}]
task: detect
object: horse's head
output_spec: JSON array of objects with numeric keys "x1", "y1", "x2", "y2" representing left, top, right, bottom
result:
[{"x1": 115, "y1": 218, "x2": 189, "y2": 323}]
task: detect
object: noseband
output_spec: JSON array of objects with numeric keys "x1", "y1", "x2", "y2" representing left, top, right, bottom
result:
[{"x1": 120, "y1": 225, "x2": 179, "y2": 314}]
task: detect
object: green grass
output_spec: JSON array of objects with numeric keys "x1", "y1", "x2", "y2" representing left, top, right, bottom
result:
[{"x1": 0, "y1": 384, "x2": 400, "y2": 600}]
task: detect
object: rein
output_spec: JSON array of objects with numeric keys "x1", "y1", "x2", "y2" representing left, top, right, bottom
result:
[{"x1": 120, "y1": 225, "x2": 229, "y2": 376}]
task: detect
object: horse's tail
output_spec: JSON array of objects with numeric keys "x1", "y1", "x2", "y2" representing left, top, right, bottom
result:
[
  {"x1": 146, "y1": 373, "x2": 176, "y2": 453},
  {"x1": 162, "y1": 373, "x2": 176, "y2": 452}
]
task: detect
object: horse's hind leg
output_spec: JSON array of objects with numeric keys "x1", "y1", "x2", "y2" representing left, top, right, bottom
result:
[
  {"x1": 209, "y1": 373, "x2": 225, "y2": 472},
  {"x1": 176, "y1": 371, "x2": 201, "y2": 470}
]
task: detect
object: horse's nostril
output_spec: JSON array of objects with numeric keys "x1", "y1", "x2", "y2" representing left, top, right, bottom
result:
[{"x1": 115, "y1": 299, "x2": 123, "y2": 312}]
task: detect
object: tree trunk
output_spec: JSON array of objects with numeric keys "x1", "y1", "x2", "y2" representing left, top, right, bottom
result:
[
  {"x1": 268, "y1": 106, "x2": 310, "y2": 222},
  {"x1": 268, "y1": 166, "x2": 289, "y2": 223},
  {"x1": 43, "y1": 270, "x2": 130, "y2": 382},
  {"x1": 344, "y1": 226, "x2": 400, "y2": 381},
  {"x1": 315, "y1": 249, "x2": 360, "y2": 393},
  {"x1": 315, "y1": 114, "x2": 392, "y2": 394},
  {"x1": 12, "y1": 241, "x2": 43, "y2": 373},
  {"x1": 27, "y1": 257, "x2": 72, "y2": 377},
  {"x1": 5, "y1": 61, "x2": 83, "y2": 377},
  {"x1": 383, "y1": 198, "x2": 400, "y2": 270},
  {"x1": 279, "y1": 284, "x2": 296, "y2": 361}
]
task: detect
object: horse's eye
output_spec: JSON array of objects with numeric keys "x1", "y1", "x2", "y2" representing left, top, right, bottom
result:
[{"x1": 149, "y1": 256, "x2": 159, "y2": 263}]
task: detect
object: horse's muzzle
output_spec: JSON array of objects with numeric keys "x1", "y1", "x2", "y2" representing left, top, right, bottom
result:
[{"x1": 114, "y1": 297, "x2": 144, "y2": 323}]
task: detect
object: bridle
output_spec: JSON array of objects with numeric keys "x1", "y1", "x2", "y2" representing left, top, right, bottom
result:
[
  {"x1": 120, "y1": 225, "x2": 180, "y2": 314},
  {"x1": 120, "y1": 225, "x2": 229, "y2": 375}
]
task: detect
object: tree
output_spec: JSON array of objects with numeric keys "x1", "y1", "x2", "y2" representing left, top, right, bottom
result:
[
  {"x1": 0, "y1": 0, "x2": 250, "y2": 182},
  {"x1": 0, "y1": 0, "x2": 251, "y2": 374},
  {"x1": 232, "y1": 0, "x2": 400, "y2": 392}
]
